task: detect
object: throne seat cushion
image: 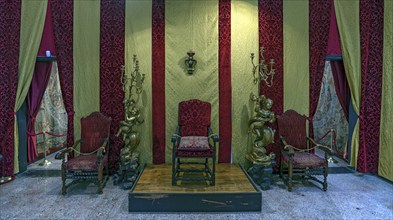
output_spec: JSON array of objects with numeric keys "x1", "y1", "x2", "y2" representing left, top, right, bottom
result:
[
  {"x1": 178, "y1": 136, "x2": 210, "y2": 151},
  {"x1": 67, "y1": 155, "x2": 108, "y2": 171},
  {"x1": 283, "y1": 152, "x2": 325, "y2": 169}
]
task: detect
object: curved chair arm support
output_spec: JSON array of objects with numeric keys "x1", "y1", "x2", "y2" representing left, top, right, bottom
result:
[
  {"x1": 56, "y1": 140, "x2": 81, "y2": 160},
  {"x1": 171, "y1": 134, "x2": 181, "y2": 143},
  {"x1": 209, "y1": 134, "x2": 219, "y2": 143},
  {"x1": 280, "y1": 136, "x2": 295, "y2": 156},
  {"x1": 97, "y1": 139, "x2": 109, "y2": 162},
  {"x1": 306, "y1": 137, "x2": 333, "y2": 155}
]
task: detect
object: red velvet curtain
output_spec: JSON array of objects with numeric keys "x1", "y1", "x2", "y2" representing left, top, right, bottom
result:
[
  {"x1": 38, "y1": 2, "x2": 56, "y2": 57},
  {"x1": 330, "y1": 60, "x2": 349, "y2": 120},
  {"x1": 50, "y1": 0, "x2": 74, "y2": 149},
  {"x1": 152, "y1": 0, "x2": 166, "y2": 164},
  {"x1": 358, "y1": 0, "x2": 384, "y2": 173},
  {"x1": 218, "y1": 0, "x2": 232, "y2": 163},
  {"x1": 26, "y1": 1, "x2": 56, "y2": 163},
  {"x1": 99, "y1": 0, "x2": 125, "y2": 172},
  {"x1": 326, "y1": 0, "x2": 342, "y2": 56},
  {"x1": 0, "y1": 0, "x2": 21, "y2": 178},
  {"x1": 258, "y1": 0, "x2": 283, "y2": 172},
  {"x1": 26, "y1": 62, "x2": 52, "y2": 162},
  {"x1": 309, "y1": 0, "x2": 331, "y2": 141}
]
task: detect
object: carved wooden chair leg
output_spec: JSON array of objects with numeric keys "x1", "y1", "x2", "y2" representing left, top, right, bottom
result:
[
  {"x1": 279, "y1": 159, "x2": 284, "y2": 179},
  {"x1": 97, "y1": 166, "x2": 103, "y2": 194},
  {"x1": 204, "y1": 158, "x2": 208, "y2": 173},
  {"x1": 211, "y1": 157, "x2": 216, "y2": 186},
  {"x1": 172, "y1": 153, "x2": 176, "y2": 186},
  {"x1": 61, "y1": 167, "x2": 67, "y2": 195},
  {"x1": 323, "y1": 166, "x2": 328, "y2": 191},
  {"x1": 288, "y1": 162, "x2": 293, "y2": 192}
]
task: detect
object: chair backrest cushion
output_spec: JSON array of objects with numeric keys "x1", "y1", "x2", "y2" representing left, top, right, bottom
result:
[
  {"x1": 277, "y1": 109, "x2": 308, "y2": 149},
  {"x1": 178, "y1": 99, "x2": 211, "y2": 136},
  {"x1": 80, "y1": 112, "x2": 111, "y2": 153}
]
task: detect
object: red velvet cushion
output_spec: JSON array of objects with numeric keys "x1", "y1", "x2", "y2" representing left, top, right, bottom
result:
[
  {"x1": 282, "y1": 152, "x2": 325, "y2": 169},
  {"x1": 67, "y1": 155, "x2": 108, "y2": 171},
  {"x1": 178, "y1": 136, "x2": 210, "y2": 151}
]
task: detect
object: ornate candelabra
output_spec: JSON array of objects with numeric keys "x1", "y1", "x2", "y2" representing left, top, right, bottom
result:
[
  {"x1": 114, "y1": 55, "x2": 145, "y2": 189},
  {"x1": 246, "y1": 47, "x2": 276, "y2": 190},
  {"x1": 251, "y1": 47, "x2": 275, "y2": 87}
]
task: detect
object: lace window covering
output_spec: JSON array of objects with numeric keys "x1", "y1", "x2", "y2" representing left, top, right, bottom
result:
[
  {"x1": 35, "y1": 62, "x2": 68, "y2": 154},
  {"x1": 313, "y1": 61, "x2": 348, "y2": 160}
]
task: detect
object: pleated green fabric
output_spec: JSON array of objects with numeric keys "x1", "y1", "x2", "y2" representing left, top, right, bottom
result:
[
  {"x1": 125, "y1": 0, "x2": 153, "y2": 164},
  {"x1": 231, "y1": 0, "x2": 259, "y2": 166},
  {"x1": 165, "y1": 0, "x2": 219, "y2": 163},
  {"x1": 379, "y1": 0, "x2": 393, "y2": 181},
  {"x1": 14, "y1": 0, "x2": 47, "y2": 173},
  {"x1": 334, "y1": 0, "x2": 361, "y2": 167},
  {"x1": 73, "y1": 0, "x2": 101, "y2": 141},
  {"x1": 283, "y1": 0, "x2": 309, "y2": 115}
]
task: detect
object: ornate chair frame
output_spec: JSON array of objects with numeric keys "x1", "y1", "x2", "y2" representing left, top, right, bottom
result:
[
  {"x1": 58, "y1": 112, "x2": 111, "y2": 194},
  {"x1": 277, "y1": 109, "x2": 332, "y2": 191},
  {"x1": 171, "y1": 99, "x2": 219, "y2": 186}
]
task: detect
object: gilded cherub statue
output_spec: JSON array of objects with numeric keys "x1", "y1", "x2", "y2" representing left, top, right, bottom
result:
[
  {"x1": 116, "y1": 99, "x2": 144, "y2": 164},
  {"x1": 113, "y1": 55, "x2": 145, "y2": 189},
  {"x1": 246, "y1": 93, "x2": 276, "y2": 166}
]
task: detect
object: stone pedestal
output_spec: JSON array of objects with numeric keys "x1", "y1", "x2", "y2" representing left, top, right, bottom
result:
[
  {"x1": 247, "y1": 160, "x2": 275, "y2": 190},
  {"x1": 113, "y1": 159, "x2": 139, "y2": 190}
]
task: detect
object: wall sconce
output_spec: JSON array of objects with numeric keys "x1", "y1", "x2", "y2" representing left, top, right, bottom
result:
[{"x1": 185, "y1": 50, "x2": 197, "y2": 74}]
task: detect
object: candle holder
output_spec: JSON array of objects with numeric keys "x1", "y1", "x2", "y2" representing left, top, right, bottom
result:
[
  {"x1": 115, "y1": 55, "x2": 145, "y2": 189},
  {"x1": 250, "y1": 47, "x2": 275, "y2": 87},
  {"x1": 246, "y1": 47, "x2": 277, "y2": 190}
]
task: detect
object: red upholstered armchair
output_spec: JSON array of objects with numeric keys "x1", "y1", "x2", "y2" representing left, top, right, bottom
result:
[
  {"x1": 171, "y1": 99, "x2": 219, "y2": 186},
  {"x1": 277, "y1": 110, "x2": 332, "y2": 192},
  {"x1": 58, "y1": 112, "x2": 111, "y2": 194}
]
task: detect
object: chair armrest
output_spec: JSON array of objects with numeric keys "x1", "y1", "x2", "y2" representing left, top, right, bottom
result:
[
  {"x1": 171, "y1": 134, "x2": 181, "y2": 143},
  {"x1": 306, "y1": 137, "x2": 333, "y2": 154},
  {"x1": 209, "y1": 134, "x2": 219, "y2": 143},
  {"x1": 56, "y1": 140, "x2": 81, "y2": 159},
  {"x1": 280, "y1": 136, "x2": 294, "y2": 156},
  {"x1": 97, "y1": 139, "x2": 108, "y2": 160}
]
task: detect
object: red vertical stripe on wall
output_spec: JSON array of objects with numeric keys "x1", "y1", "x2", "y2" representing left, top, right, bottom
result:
[
  {"x1": 258, "y1": 0, "x2": 283, "y2": 172},
  {"x1": 100, "y1": 0, "x2": 125, "y2": 172},
  {"x1": 0, "y1": 0, "x2": 20, "y2": 178},
  {"x1": 358, "y1": 0, "x2": 384, "y2": 173},
  {"x1": 152, "y1": 0, "x2": 166, "y2": 164},
  {"x1": 51, "y1": 0, "x2": 74, "y2": 149},
  {"x1": 218, "y1": 0, "x2": 232, "y2": 163},
  {"x1": 309, "y1": 0, "x2": 331, "y2": 147}
]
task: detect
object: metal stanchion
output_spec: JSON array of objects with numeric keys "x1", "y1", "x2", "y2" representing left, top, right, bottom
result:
[
  {"x1": 39, "y1": 131, "x2": 51, "y2": 166},
  {"x1": 328, "y1": 129, "x2": 337, "y2": 163}
]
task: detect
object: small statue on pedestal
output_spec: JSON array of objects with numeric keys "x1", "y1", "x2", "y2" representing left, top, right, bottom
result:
[
  {"x1": 247, "y1": 47, "x2": 276, "y2": 190},
  {"x1": 246, "y1": 94, "x2": 276, "y2": 190},
  {"x1": 246, "y1": 93, "x2": 276, "y2": 167}
]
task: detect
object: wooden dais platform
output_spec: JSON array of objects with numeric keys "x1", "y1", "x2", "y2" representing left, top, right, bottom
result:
[{"x1": 129, "y1": 164, "x2": 261, "y2": 212}]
